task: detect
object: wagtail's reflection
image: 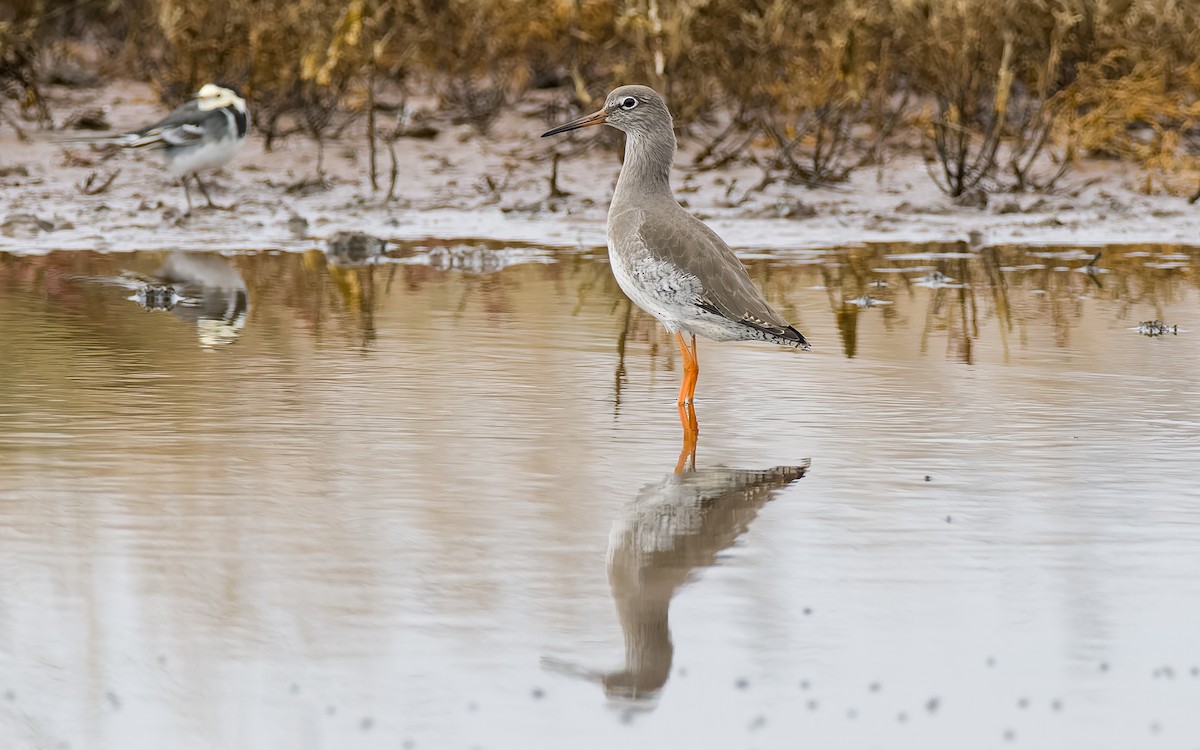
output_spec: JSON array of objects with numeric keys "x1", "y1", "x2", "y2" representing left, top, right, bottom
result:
[{"x1": 152, "y1": 252, "x2": 249, "y2": 348}]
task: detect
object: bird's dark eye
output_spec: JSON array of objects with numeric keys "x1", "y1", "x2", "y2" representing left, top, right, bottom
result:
[{"x1": 621, "y1": 97, "x2": 638, "y2": 110}]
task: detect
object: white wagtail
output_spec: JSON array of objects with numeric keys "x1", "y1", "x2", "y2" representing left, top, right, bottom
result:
[{"x1": 109, "y1": 83, "x2": 249, "y2": 212}]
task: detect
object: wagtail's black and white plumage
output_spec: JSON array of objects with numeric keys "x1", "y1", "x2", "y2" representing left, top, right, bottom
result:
[{"x1": 111, "y1": 83, "x2": 249, "y2": 212}]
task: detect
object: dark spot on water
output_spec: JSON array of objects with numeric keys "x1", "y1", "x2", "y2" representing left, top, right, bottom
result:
[
  {"x1": 620, "y1": 708, "x2": 636, "y2": 725},
  {"x1": 926, "y1": 697, "x2": 940, "y2": 713},
  {"x1": 531, "y1": 688, "x2": 545, "y2": 700},
  {"x1": 1099, "y1": 662, "x2": 1109, "y2": 672},
  {"x1": 945, "y1": 515, "x2": 952, "y2": 523},
  {"x1": 803, "y1": 607, "x2": 813, "y2": 615},
  {"x1": 898, "y1": 712, "x2": 908, "y2": 723},
  {"x1": 847, "y1": 708, "x2": 857, "y2": 720},
  {"x1": 158, "y1": 655, "x2": 167, "y2": 666},
  {"x1": 361, "y1": 717, "x2": 374, "y2": 731},
  {"x1": 735, "y1": 677, "x2": 751, "y2": 690},
  {"x1": 402, "y1": 741, "x2": 416, "y2": 750},
  {"x1": 4, "y1": 690, "x2": 14, "y2": 701},
  {"x1": 869, "y1": 682, "x2": 881, "y2": 693},
  {"x1": 807, "y1": 699, "x2": 818, "y2": 711},
  {"x1": 1051, "y1": 699, "x2": 1062, "y2": 712},
  {"x1": 1018, "y1": 697, "x2": 1029, "y2": 709},
  {"x1": 1004, "y1": 729, "x2": 1016, "y2": 742},
  {"x1": 326, "y1": 705, "x2": 337, "y2": 716},
  {"x1": 924, "y1": 475, "x2": 932, "y2": 482},
  {"x1": 106, "y1": 691, "x2": 121, "y2": 710},
  {"x1": 290, "y1": 683, "x2": 300, "y2": 695},
  {"x1": 1191, "y1": 666, "x2": 1199, "y2": 677},
  {"x1": 467, "y1": 701, "x2": 478, "y2": 712},
  {"x1": 748, "y1": 715, "x2": 767, "y2": 730},
  {"x1": 987, "y1": 657, "x2": 996, "y2": 667},
  {"x1": 678, "y1": 667, "x2": 688, "y2": 677},
  {"x1": 799, "y1": 680, "x2": 810, "y2": 690},
  {"x1": 1150, "y1": 721, "x2": 1162, "y2": 734}
]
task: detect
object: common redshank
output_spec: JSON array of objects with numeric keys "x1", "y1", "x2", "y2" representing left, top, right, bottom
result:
[{"x1": 543, "y1": 85, "x2": 809, "y2": 407}]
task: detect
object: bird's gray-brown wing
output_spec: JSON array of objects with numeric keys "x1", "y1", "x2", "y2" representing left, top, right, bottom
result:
[
  {"x1": 120, "y1": 101, "x2": 225, "y2": 148},
  {"x1": 638, "y1": 208, "x2": 809, "y2": 347}
]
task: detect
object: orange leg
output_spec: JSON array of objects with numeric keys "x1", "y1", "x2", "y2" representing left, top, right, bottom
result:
[
  {"x1": 687, "y1": 334, "x2": 699, "y2": 402},
  {"x1": 674, "y1": 331, "x2": 700, "y2": 406}
]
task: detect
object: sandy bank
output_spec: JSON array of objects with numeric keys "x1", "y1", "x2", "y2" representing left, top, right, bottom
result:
[{"x1": 3, "y1": 81, "x2": 1200, "y2": 255}]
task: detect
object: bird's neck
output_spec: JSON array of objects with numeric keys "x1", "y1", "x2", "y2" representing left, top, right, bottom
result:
[{"x1": 613, "y1": 127, "x2": 677, "y2": 208}]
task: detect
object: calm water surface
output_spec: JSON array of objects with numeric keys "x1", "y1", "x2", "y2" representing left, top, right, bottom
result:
[{"x1": 1, "y1": 241, "x2": 1199, "y2": 750}]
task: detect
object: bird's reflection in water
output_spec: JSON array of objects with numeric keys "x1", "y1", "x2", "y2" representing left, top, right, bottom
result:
[
  {"x1": 150, "y1": 252, "x2": 249, "y2": 348},
  {"x1": 548, "y1": 411, "x2": 809, "y2": 706}
]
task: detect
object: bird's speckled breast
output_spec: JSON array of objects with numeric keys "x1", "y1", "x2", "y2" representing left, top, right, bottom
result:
[
  {"x1": 605, "y1": 238, "x2": 740, "y2": 342},
  {"x1": 607, "y1": 217, "x2": 694, "y2": 332}
]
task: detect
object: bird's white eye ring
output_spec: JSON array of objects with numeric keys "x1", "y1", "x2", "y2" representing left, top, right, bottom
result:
[{"x1": 621, "y1": 97, "x2": 638, "y2": 110}]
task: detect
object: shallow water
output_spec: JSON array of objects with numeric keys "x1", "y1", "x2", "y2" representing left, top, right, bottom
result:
[{"x1": 1, "y1": 241, "x2": 1198, "y2": 750}]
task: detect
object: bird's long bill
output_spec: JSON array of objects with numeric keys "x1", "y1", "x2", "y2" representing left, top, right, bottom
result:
[{"x1": 541, "y1": 108, "x2": 607, "y2": 137}]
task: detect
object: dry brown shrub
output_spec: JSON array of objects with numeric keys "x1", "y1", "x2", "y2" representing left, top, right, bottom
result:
[
  {"x1": 1, "y1": 1, "x2": 52, "y2": 134},
  {"x1": 903, "y1": 1, "x2": 1070, "y2": 196},
  {"x1": 8, "y1": 0, "x2": 1200, "y2": 195},
  {"x1": 683, "y1": 0, "x2": 905, "y2": 185},
  {"x1": 1051, "y1": 0, "x2": 1200, "y2": 194}
]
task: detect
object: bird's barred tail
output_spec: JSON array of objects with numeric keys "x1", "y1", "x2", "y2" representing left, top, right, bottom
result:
[
  {"x1": 784, "y1": 325, "x2": 811, "y2": 351},
  {"x1": 116, "y1": 132, "x2": 166, "y2": 148}
]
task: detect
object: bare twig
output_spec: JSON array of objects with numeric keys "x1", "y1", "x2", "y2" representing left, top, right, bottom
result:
[
  {"x1": 386, "y1": 139, "x2": 399, "y2": 202},
  {"x1": 548, "y1": 153, "x2": 571, "y2": 198},
  {"x1": 926, "y1": 35, "x2": 1014, "y2": 197},
  {"x1": 367, "y1": 67, "x2": 378, "y2": 191},
  {"x1": 77, "y1": 168, "x2": 121, "y2": 195}
]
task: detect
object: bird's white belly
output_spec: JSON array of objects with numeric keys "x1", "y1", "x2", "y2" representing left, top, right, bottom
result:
[
  {"x1": 608, "y1": 239, "x2": 685, "y2": 330},
  {"x1": 607, "y1": 238, "x2": 747, "y2": 342},
  {"x1": 165, "y1": 137, "x2": 243, "y2": 177}
]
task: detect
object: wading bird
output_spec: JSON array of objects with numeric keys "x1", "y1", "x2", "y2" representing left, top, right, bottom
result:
[
  {"x1": 106, "y1": 83, "x2": 249, "y2": 213},
  {"x1": 543, "y1": 85, "x2": 809, "y2": 411}
]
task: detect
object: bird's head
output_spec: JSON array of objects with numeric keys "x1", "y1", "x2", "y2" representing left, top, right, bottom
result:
[
  {"x1": 195, "y1": 83, "x2": 247, "y2": 113},
  {"x1": 542, "y1": 84, "x2": 672, "y2": 139}
]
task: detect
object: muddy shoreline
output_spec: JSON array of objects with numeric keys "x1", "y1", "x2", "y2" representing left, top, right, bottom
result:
[{"x1": 4, "y1": 81, "x2": 1200, "y2": 254}]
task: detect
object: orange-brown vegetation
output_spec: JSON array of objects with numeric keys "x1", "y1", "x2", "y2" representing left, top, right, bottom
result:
[{"x1": 4, "y1": 0, "x2": 1200, "y2": 196}]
